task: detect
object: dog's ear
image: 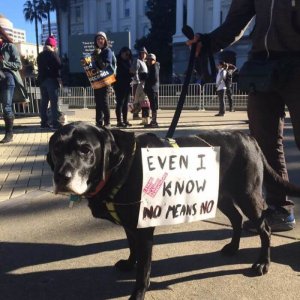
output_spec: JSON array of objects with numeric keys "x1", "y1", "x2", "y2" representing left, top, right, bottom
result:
[{"x1": 97, "y1": 129, "x2": 124, "y2": 181}]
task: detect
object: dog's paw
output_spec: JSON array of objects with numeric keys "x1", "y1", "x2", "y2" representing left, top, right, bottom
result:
[
  {"x1": 221, "y1": 243, "x2": 239, "y2": 256},
  {"x1": 251, "y1": 260, "x2": 270, "y2": 275},
  {"x1": 115, "y1": 259, "x2": 136, "y2": 272}
]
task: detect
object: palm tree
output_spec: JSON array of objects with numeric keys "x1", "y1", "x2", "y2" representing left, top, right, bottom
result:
[
  {"x1": 40, "y1": 0, "x2": 55, "y2": 36},
  {"x1": 23, "y1": 0, "x2": 46, "y2": 55}
]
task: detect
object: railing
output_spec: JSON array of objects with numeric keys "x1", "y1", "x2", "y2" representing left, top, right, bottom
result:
[{"x1": 1, "y1": 78, "x2": 248, "y2": 116}]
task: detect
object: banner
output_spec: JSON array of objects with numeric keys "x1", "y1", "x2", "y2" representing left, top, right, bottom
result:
[
  {"x1": 81, "y1": 54, "x2": 116, "y2": 89},
  {"x1": 138, "y1": 147, "x2": 220, "y2": 228}
]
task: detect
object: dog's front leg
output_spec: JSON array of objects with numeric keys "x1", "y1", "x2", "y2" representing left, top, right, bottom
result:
[
  {"x1": 130, "y1": 227, "x2": 155, "y2": 300},
  {"x1": 115, "y1": 227, "x2": 137, "y2": 271}
]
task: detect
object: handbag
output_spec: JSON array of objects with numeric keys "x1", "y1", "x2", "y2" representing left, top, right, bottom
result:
[
  {"x1": 0, "y1": 70, "x2": 6, "y2": 81},
  {"x1": 238, "y1": 59, "x2": 279, "y2": 93}
]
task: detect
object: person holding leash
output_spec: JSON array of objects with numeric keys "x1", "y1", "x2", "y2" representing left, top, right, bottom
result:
[
  {"x1": 187, "y1": 0, "x2": 300, "y2": 232},
  {"x1": 0, "y1": 26, "x2": 28, "y2": 143}
]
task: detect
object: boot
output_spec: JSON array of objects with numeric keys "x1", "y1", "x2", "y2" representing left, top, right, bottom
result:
[{"x1": 0, "y1": 116, "x2": 14, "y2": 143}]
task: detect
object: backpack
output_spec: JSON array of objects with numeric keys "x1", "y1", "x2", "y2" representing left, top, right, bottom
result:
[{"x1": 111, "y1": 51, "x2": 117, "y2": 75}]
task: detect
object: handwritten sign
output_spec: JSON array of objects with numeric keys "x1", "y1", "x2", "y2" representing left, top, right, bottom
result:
[
  {"x1": 138, "y1": 147, "x2": 220, "y2": 228},
  {"x1": 81, "y1": 54, "x2": 116, "y2": 89}
]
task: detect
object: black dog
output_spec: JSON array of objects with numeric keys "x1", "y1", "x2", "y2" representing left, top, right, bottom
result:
[{"x1": 47, "y1": 121, "x2": 300, "y2": 300}]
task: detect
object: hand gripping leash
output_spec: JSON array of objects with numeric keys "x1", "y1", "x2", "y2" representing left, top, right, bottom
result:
[{"x1": 165, "y1": 25, "x2": 196, "y2": 139}]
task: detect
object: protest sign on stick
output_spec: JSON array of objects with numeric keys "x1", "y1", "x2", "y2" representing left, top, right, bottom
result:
[{"x1": 81, "y1": 54, "x2": 116, "y2": 89}]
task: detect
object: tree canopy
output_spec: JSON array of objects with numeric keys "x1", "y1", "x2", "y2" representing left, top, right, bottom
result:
[{"x1": 135, "y1": 0, "x2": 176, "y2": 83}]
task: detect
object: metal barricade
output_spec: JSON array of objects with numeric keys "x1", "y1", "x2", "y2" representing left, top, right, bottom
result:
[
  {"x1": 159, "y1": 84, "x2": 203, "y2": 109},
  {"x1": 200, "y1": 82, "x2": 248, "y2": 110},
  {"x1": 0, "y1": 78, "x2": 249, "y2": 116},
  {"x1": 59, "y1": 87, "x2": 86, "y2": 108}
]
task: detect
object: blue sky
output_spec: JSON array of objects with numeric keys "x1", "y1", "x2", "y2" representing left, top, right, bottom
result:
[{"x1": 1, "y1": 0, "x2": 56, "y2": 44}]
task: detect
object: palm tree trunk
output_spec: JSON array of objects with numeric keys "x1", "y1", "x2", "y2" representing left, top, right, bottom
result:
[
  {"x1": 35, "y1": 15, "x2": 39, "y2": 55},
  {"x1": 47, "y1": 11, "x2": 51, "y2": 35}
]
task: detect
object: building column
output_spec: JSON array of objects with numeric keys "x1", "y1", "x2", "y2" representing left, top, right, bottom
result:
[
  {"x1": 212, "y1": 0, "x2": 221, "y2": 29},
  {"x1": 175, "y1": 0, "x2": 184, "y2": 36},
  {"x1": 187, "y1": 0, "x2": 195, "y2": 27},
  {"x1": 112, "y1": 0, "x2": 118, "y2": 31},
  {"x1": 89, "y1": 0, "x2": 97, "y2": 32},
  {"x1": 130, "y1": 0, "x2": 137, "y2": 49}
]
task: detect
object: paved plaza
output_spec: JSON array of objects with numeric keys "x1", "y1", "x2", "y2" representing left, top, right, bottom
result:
[{"x1": 0, "y1": 109, "x2": 299, "y2": 299}]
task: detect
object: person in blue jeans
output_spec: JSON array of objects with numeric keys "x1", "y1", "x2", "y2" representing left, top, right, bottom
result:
[
  {"x1": 0, "y1": 26, "x2": 28, "y2": 143},
  {"x1": 37, "y1": 35, "x2": 62, "y2": 129},
  {"x1": 187, "y1": 0, "x2": 300, "y2": 232}
]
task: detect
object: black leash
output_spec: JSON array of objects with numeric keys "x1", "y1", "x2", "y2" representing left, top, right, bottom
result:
[{"x1": 165, "y1": 25, "x2": 196, "y2": 139}]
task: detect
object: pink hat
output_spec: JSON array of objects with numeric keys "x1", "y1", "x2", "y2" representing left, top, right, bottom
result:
[{"x1": 45, "y1": 35, "x2": 57, "y2": 48}]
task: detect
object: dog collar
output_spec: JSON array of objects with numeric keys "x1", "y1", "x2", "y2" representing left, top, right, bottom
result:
[{"x1": 87, "y1": 173, "x2": 111, "y2": 198}]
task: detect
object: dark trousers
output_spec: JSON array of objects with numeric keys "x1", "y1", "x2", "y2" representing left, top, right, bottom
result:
[
  {"x1": 115, "y1": 86, "x2": 130, "y2": 122},
  {"x1": 226, "y1": 87, "x2": 234, "y2": 109},
  {"x1": 216, "y1": 89, "x2": 226, "y2": 114},
  {"x1": 40, "y1": 78, "x2": 60, "y2": 127},
  {"x1": 247, "y1": 59, "x2": 300, "y2": 211},
  {"x1": 94, "y1": 86, "x2": 110, "y2": 125}
]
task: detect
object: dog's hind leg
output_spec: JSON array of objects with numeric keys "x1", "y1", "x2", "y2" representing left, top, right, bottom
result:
[
  {"x1": 115, "y1": 227, "x2": 138, "y2": 271},
  {"x1": 238, "y1": 194, "x2": 271, "y2": 275},
  {"x1": 218, "y1": 197, "x2": 243, "y2": 255},
  {"x1": 130, "y1": 227, "x2": 155, "y2": 300},
  {"x1": 251, "y1": 216, "x2": 271, "y2": 275}
]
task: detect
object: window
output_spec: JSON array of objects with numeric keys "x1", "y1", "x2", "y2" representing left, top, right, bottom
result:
[
  {"x1": 124, "y1": 0, "x2": 130, "y2": 17},
  {"x1": 106, "y1": 2, "x2": 112, "y2": 20},
  {"x1": 75, "y1": 6, "x2": 82, "y2": 23}
]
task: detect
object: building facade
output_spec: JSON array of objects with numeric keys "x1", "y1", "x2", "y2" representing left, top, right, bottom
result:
[
  {"x1": 58, "y1": 0, "x2": 151, "y2": 58},
  {"x1": 173, "y1": 0, "x2": 254, "y2": 76},
  {"x1": 0, "y1": 14, "x2": 26, "y2": 43},
  {"x1": 56, "y1": 0, "x2": 253, "y2": 78},
  {"x1": 41, "y1": 22, "x2": 59, "y2": 45}
]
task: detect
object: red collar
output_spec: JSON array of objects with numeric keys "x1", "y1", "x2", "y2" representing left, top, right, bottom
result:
[{"x1": 87, "y1": 173, "x2": 111, "y2": 197}]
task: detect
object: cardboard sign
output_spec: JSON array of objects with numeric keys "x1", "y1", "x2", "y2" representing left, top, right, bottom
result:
[
  {"x1": 138, "y1": 147, "x2": 220, "y2": 228},
  {"x1": 81, "y1": 54, "x2": 116, "y2": 89}
]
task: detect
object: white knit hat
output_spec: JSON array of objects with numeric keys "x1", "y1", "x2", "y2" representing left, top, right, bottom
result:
[{"x1": 96, "y1": 31, "x2": 107, "y2": 41}]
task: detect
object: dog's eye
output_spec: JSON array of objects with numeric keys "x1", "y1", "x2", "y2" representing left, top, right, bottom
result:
[{"x1": 78, "y1": 144, "x2": 91, "y2": 155}]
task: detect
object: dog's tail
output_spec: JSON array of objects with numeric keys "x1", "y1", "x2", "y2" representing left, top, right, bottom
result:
[{"x1": 262, "y1": 152, "x2": 300, "y2": 206}]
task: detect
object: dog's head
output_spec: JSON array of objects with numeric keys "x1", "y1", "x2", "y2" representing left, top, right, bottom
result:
[{"x1": 47, "y1": 122, "x2": 124, "y2": 195}]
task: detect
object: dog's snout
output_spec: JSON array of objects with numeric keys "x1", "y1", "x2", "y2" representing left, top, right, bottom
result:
[{"x1": 55, "y1": 170, "x2": 72, "y2": 185}]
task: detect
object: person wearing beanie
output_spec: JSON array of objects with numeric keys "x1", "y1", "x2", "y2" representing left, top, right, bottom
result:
[
  {"x1": 0, "y1": 25, "x2": 28, "y2": 143},
  {"x1": 92, "y1": 31, "x2": 114, "y2": 128},
  {"x1": 113, "y1": 47, "x2": 133, "y2": 127},
  {"x1": 37, "y1": 35, "x2": 62, "y2": 129},
  {"x1": 130, "y1": 47, "x2": 148, "y2": 120},
  {"x1": 144, "y1": 53, "x2": 160, "y2": 128}
]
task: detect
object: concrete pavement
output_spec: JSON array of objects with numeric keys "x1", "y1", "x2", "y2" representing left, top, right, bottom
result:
[{"x1": 0, "y1": 109, "x2": 299, "y2": 299}]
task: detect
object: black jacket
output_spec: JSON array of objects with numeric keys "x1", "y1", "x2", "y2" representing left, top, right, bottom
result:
[
  {"x1": 37, "y1": 47, "x2": 62, "y2": 83},
  {"x1": 144, "y1": 62, "x2": 160, "y2": 93}
]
